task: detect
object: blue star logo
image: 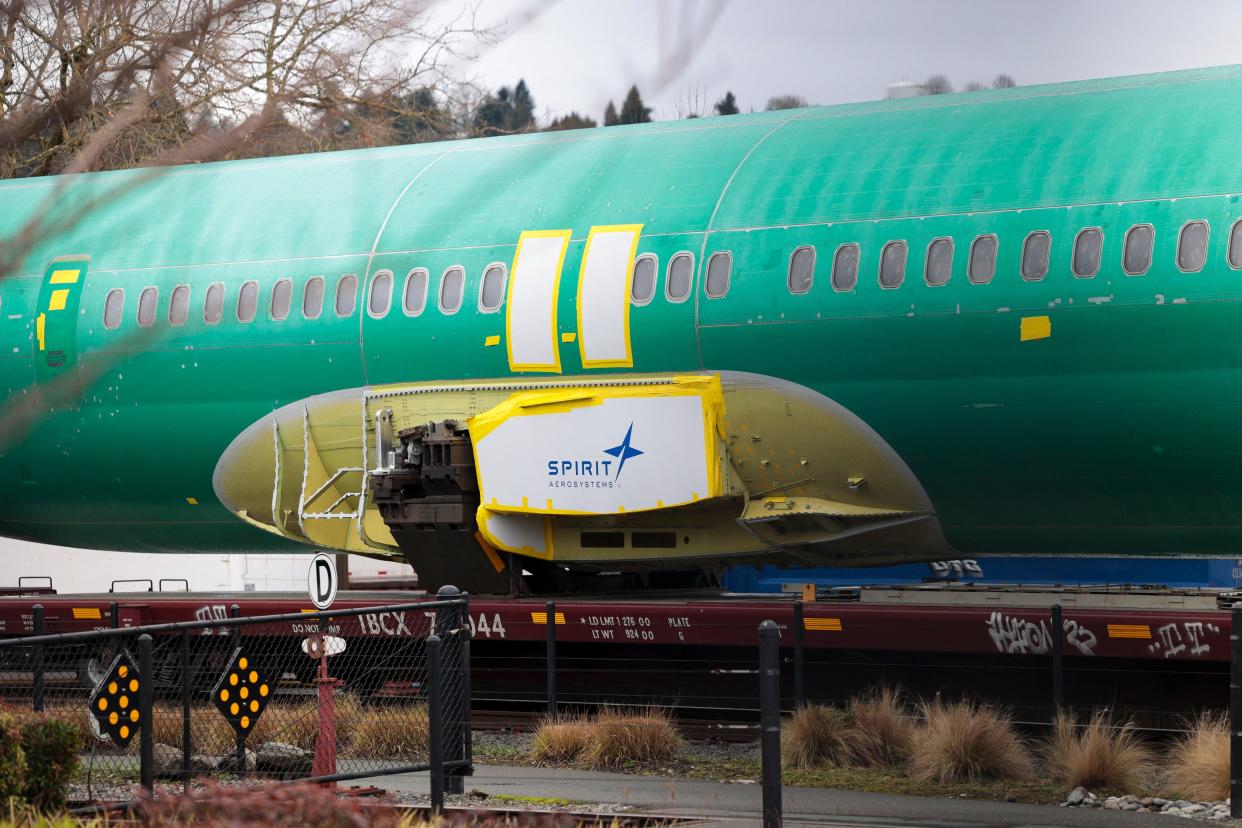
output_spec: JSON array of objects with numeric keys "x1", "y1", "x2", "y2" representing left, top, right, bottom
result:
[{"x1": 604, "y1": 423, "x2": 644, "y2": 480}]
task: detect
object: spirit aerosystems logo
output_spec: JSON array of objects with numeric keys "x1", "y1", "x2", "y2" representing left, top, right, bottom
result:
[{"x1": 547, "y1": 423, "x2": 644, "y2": 489}]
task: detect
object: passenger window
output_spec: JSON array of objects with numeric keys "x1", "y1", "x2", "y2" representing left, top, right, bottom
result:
[
  {"x1": 237, "y1": 280, "x2": 258, "y2": 322},
  {"x1": 104, "y1": 289, "x2": 124, "y2": 330},
  {"x1": 666, "y1": 252, "x2": 693, "y2": 302},
  {"x1": 1229, "y1": 220, "x2": 1242, "y2": 269},
  {"x1": 169, "y1": 284, "x2": 190, "y2": 325},
  {"x1": 788, "y1": 246, "x2": 815, "y2": 294},
  {"x1": 925, "y1": 237, "x2": 953, "y2": 286},
  {"x1": 704, "y1": 252, "x2": 731, "y2": 298},
  {"x1": 631, "y1": 254, "x2": 657, "y2": 305},
  {"x1": 1072, "y1": 228, "x2": 1103, "y2": 278},
  {"x1": 138, "y1": 286, "x2": 158, "y2": 327},
  {"x1": 1177, "y1": 221, "x2": 1209, "y2": 272},
  {"x1": 271, "y1": 278, "x2": 292, "y2": 320},
  {"x1": 1123, "y1": 224, "x2": 1154, "y2": 275},
  {"x1": 403, "y1": 268, "x2": 428, "y2": 315},
  {"x1": 204, "y1": 283, "x2": 224, "y2": 324},
  {"x1": 968, "y1": 235, "x2": 997, "y2": 284},
  {"x1": 439, "y1": 266, "x2": 464, "y2": 313},
  {"x1": 878, "y1": 241, "x2": 907, "y2": 288},
  {"x1": 831, "y1": 243, "x2": 860, "y2": 291},
  {"x1": 335, "y1": 274, "x2": 358, "y2": 317},
  {"x1": 303, "y1": 277, "x2": 324, "y2": 319},
  {"x1": 1021, "y1": 232, "x2": 1051, "y2": 281},
  {"x1": 368, "y1": 270, "x2": 393, "y2": 318},
  {"x1": 479, "y1": 264, "x2": 506, "y2": 312}
]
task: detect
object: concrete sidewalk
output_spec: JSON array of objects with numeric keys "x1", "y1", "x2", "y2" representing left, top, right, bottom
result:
[{"x1": 368, "y1": 763, "x2": 1163, "y2": 827}]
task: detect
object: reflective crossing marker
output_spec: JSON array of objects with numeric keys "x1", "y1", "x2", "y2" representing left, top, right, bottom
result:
[
  {"x1": 308, "y1": 552, "x2": 337, "y2": 610},
  {"x1": 88, "y1": 652, "x2": 141, "y2": 748},
  {"x1": 211, "y1": 648, "x2": 272, "y2": 737}
]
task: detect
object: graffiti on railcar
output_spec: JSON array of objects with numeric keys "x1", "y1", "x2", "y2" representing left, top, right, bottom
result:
[
  {"x1": 1148, "y1": 621, "x2": 1220, "y2": 658},
  {"x1": 985, "y1": 611, "x2": 1098, "y2": 656}
]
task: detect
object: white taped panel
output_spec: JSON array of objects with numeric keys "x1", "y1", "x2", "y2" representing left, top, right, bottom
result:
[
  {"x1": 577, "y1": 225, "x2": 641, "y2": 368},
  {"x1": 506, "y1": 230, "x2": 570, "y2": 372},
  {"x1": 473, "y1": 393, "x2": 711, "y2": 515}
]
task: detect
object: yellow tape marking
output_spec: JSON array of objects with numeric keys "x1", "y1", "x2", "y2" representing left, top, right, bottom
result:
[
  {"x1": 484, "y1": 335, "x2": 500, "y2": 347},
  {"x1": 72, "y1": 607, "x2": 102, "y2": 620},
  {"x1": 48, "y1": 289, "x2": 69, "y2": 312},
  {"x1": 185, "y1": 497, "x2": 199, "y2": 505},
  {"x1": 804, "y1": 618, "x2": 843, "y2": 631},
  {"x1": 561, "y1": 332, "x2": 577, "y2": 343},
  {"x1": 49, "y1": 269, "x2": 80, "y2": 285},
  {"x1": 1020, "y1": 315, "x2": 1051, "y2": 341},
  {"x1": 531, "y1": 611, "x2": 567, "y2": 625},
  {"x1": 36, "y1": 313, "x2": 45, "y2": 351},
  {"x1": 1106, "y1": 624, "x2": 1151, "y2": 639},
  {"x1": 473, "y1": 531, "x2": 506, "y2": 574}
]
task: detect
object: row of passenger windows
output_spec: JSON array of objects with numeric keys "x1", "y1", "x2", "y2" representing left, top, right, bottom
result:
[{"x1": 99, "y1": 219, "x2": 1241, "y2": 330}]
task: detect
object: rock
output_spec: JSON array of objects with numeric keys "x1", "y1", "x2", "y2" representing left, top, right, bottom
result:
[
  {"x1": 1166, "y1": 807, "x2": 1182, "y2": 816},
  {"x1": 1138, "y1": 807, "x2": 1149, "y2": 813},
  {"x1": 1152, "y1": 798, "x2": 1169, "y2": 807},
  {"x1": 152, "y1": 743, "x2": 183, "y2": 778},
  {"x1": 1066, "y1": 787, "x2": 1088, "y2": 806},
  {"x1": 1121, "y1": 795, "x2": 1140, "y2": 804},
  {"x1": 1104, "y1": 799, "x2": 1121, "y2": 811},
  {"x1": 217, "y1": 748, "x2": 257, "y2": 773},
  {"x1": 1184, "y1": 804, "x2": 1206, "y2": 814},
  {"x1": 1123, "y1": 803, "x2": 1141, "y2": 811},
  {"x1": 256, "y1": 741, "x2": 313, "y2": 777},
  {"x1": 1141, "y1": 797, "x2": 1155, "y2": 807},
  {"x1": 188, "y1": 754, "x2": 219, "y2": 773}
]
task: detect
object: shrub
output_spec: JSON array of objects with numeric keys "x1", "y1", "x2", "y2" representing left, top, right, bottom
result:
[
  {"x1": 349, "y1": 704, "x2": 429, "y2": 760},
  {"x1": 19, "y1": 713, "x2": 80, "y2": 812},
  {"x1": 0, "y1": 713, "x2": 26, "y2": 806},
  {"x1": 134, "y1": 779, "x2": 409, "y2": 827},
  {"x1": 782, "y1": 705, "x2": 853, "y2": 770},
  {"x1": 581, "y1": 707, "x2": 682, "y2": 770},
  {"x1": 1045, "y1": 709, "x2": 1152, "y2": 792},
  {"x1": 1168, "y1": 712, "x2": 1229, "y2": 801},
  {"x1": 845, "y1": 687, "x2": 913, "y2": 768},
  {"x1": 531, "y1": 715, "x2": 594, "y2": 763},
  {"x1": 909, "y1": 699, "x2": 1034, "y2": 783}
]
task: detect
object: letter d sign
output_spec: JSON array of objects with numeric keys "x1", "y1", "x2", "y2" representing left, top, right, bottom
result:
[{"x1": 308, "y1": 552, "x2": 338, "y2": 610}]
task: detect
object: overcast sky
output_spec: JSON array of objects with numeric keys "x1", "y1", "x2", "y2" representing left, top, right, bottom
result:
[{"x1": 464, "y1": 0, "x2": 1242, "y2": 122}]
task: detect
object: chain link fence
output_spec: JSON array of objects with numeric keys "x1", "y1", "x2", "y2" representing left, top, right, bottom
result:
[{"x1": 0, "y1": 587, "x2": 471, "y2": 804}]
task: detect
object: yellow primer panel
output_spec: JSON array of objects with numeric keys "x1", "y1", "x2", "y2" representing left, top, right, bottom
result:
[
  {"x1": 48, "y1": 289, "x2": 69, "y2": 312},
  {"x1": 49, "y1": 269, "x2": 80, "y2": 285},
  {"x1": 1020, "y1": 315, "x2": 1051, "y2": 341}
]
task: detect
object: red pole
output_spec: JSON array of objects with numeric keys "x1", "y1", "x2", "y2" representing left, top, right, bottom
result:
[{"x1": 312, "y1": 652, "x2": 342, "y2": 783}]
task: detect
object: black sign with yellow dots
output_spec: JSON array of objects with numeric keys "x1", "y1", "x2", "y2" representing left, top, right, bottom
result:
[
  {"x1": 211, "y1": 648, "x2": 272, "y2": 737},
  {"x1": 87, "y1": 651, "x2": 142, "y2": 748}
]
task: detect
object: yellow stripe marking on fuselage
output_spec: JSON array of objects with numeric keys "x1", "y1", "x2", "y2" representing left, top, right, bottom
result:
[
  {"x1": 36, "y1": 313, "x2": 45, "y2": 351},
  {"x1": 49, "y1": 269, "x2": 80, "y2": 285},
  {"x1": 48, "y1": 289, "x2": 69, "y2": 312},
  {"x1": 1020, "y1": 315, "x2": 1051, "y2": 341}
]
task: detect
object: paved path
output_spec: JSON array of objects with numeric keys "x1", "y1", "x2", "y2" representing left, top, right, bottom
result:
[{"x1": 369, "y1": 763, "x2": 1164, "y2": 827}]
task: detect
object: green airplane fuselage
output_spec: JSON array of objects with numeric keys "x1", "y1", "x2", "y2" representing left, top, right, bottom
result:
[{"x1": 3, "y1": 65, "x2": 1242, "y2": 561}]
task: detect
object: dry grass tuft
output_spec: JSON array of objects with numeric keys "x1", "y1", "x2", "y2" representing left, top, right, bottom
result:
[
  {"x1": 1168, "y1": 712, "x2": 1229, "y2": 801},
  {"x1": 349, "y1": 703, "x2": 429, "y2": 759},
  {"x1": 581, "y1": 707, "x2": 683, "y2": 770},
  {"x1": 846, "y1": 687, "x2": 914, "y2": 768},
  {"x1": 531, "y1": 714, "x2": 594, "y2": 764},
  {"x1": 1045, "y1": 709, "x2": 1153, "y2": 792},
  {"x1": 783, "y1": 705, "x2": 854, "y2": 770},
  {"x1": 910, "y1": 699, "x2": 1034, "y2": 783}
]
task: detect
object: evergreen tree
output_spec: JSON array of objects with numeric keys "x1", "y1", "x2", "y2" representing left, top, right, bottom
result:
[
  {"x1": 618, "y1": 85, "x2": 652, "y2": 124},
  {"x1": 511, "y1": 79, "x2": 535, "y2": 130},
  {"x1": 546, "y1": 112, "x2": 597, "y2": 131},
  {"x1": 603, "y1": 100, "x2": 619, "y2": 126},
  {"x1": 714, "y1": 91, "x2": 739, "y2": 116}
]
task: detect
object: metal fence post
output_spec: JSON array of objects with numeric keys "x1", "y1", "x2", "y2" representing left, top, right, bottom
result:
[
  {"x1": 31, "y1": 604, "x2": 44, "y2": 712},
  {"x1": 435, "y1": 585, "x2": 466, "y2": 795},
  {"x1": 427, "y1": 632, "x2": 444, "y2": 814},
  {"x1": 546, "y1": 600, "x2": 557, "y2": 717},
  {"x1": 109, "y1": 601, "x2": 119, "y2": 630},
  {"x1": 792, "y1": 600, "x2": 805, "y2": 709},
  {"x1": 181, "y1": 629, "x2": 192, "y2": 791},
  {"x1": 230, "y1": 604, "x2": 244, "y2": 775},
  {"x1": 1051, "y1": 603, "x2": 1065, "y2": 714},
  {"x1": 1231, "y1": 602, "x2": 1242, "y2": 819},
  {"x1": 139, "y1": 633, "x2": 154, "y2": 793},
  {"x1": 461, "y1": 593, "x2": 474, "y2": 773},
  {"x1": 759, "y1": 620, "x2": 782, "y2": 828}
]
